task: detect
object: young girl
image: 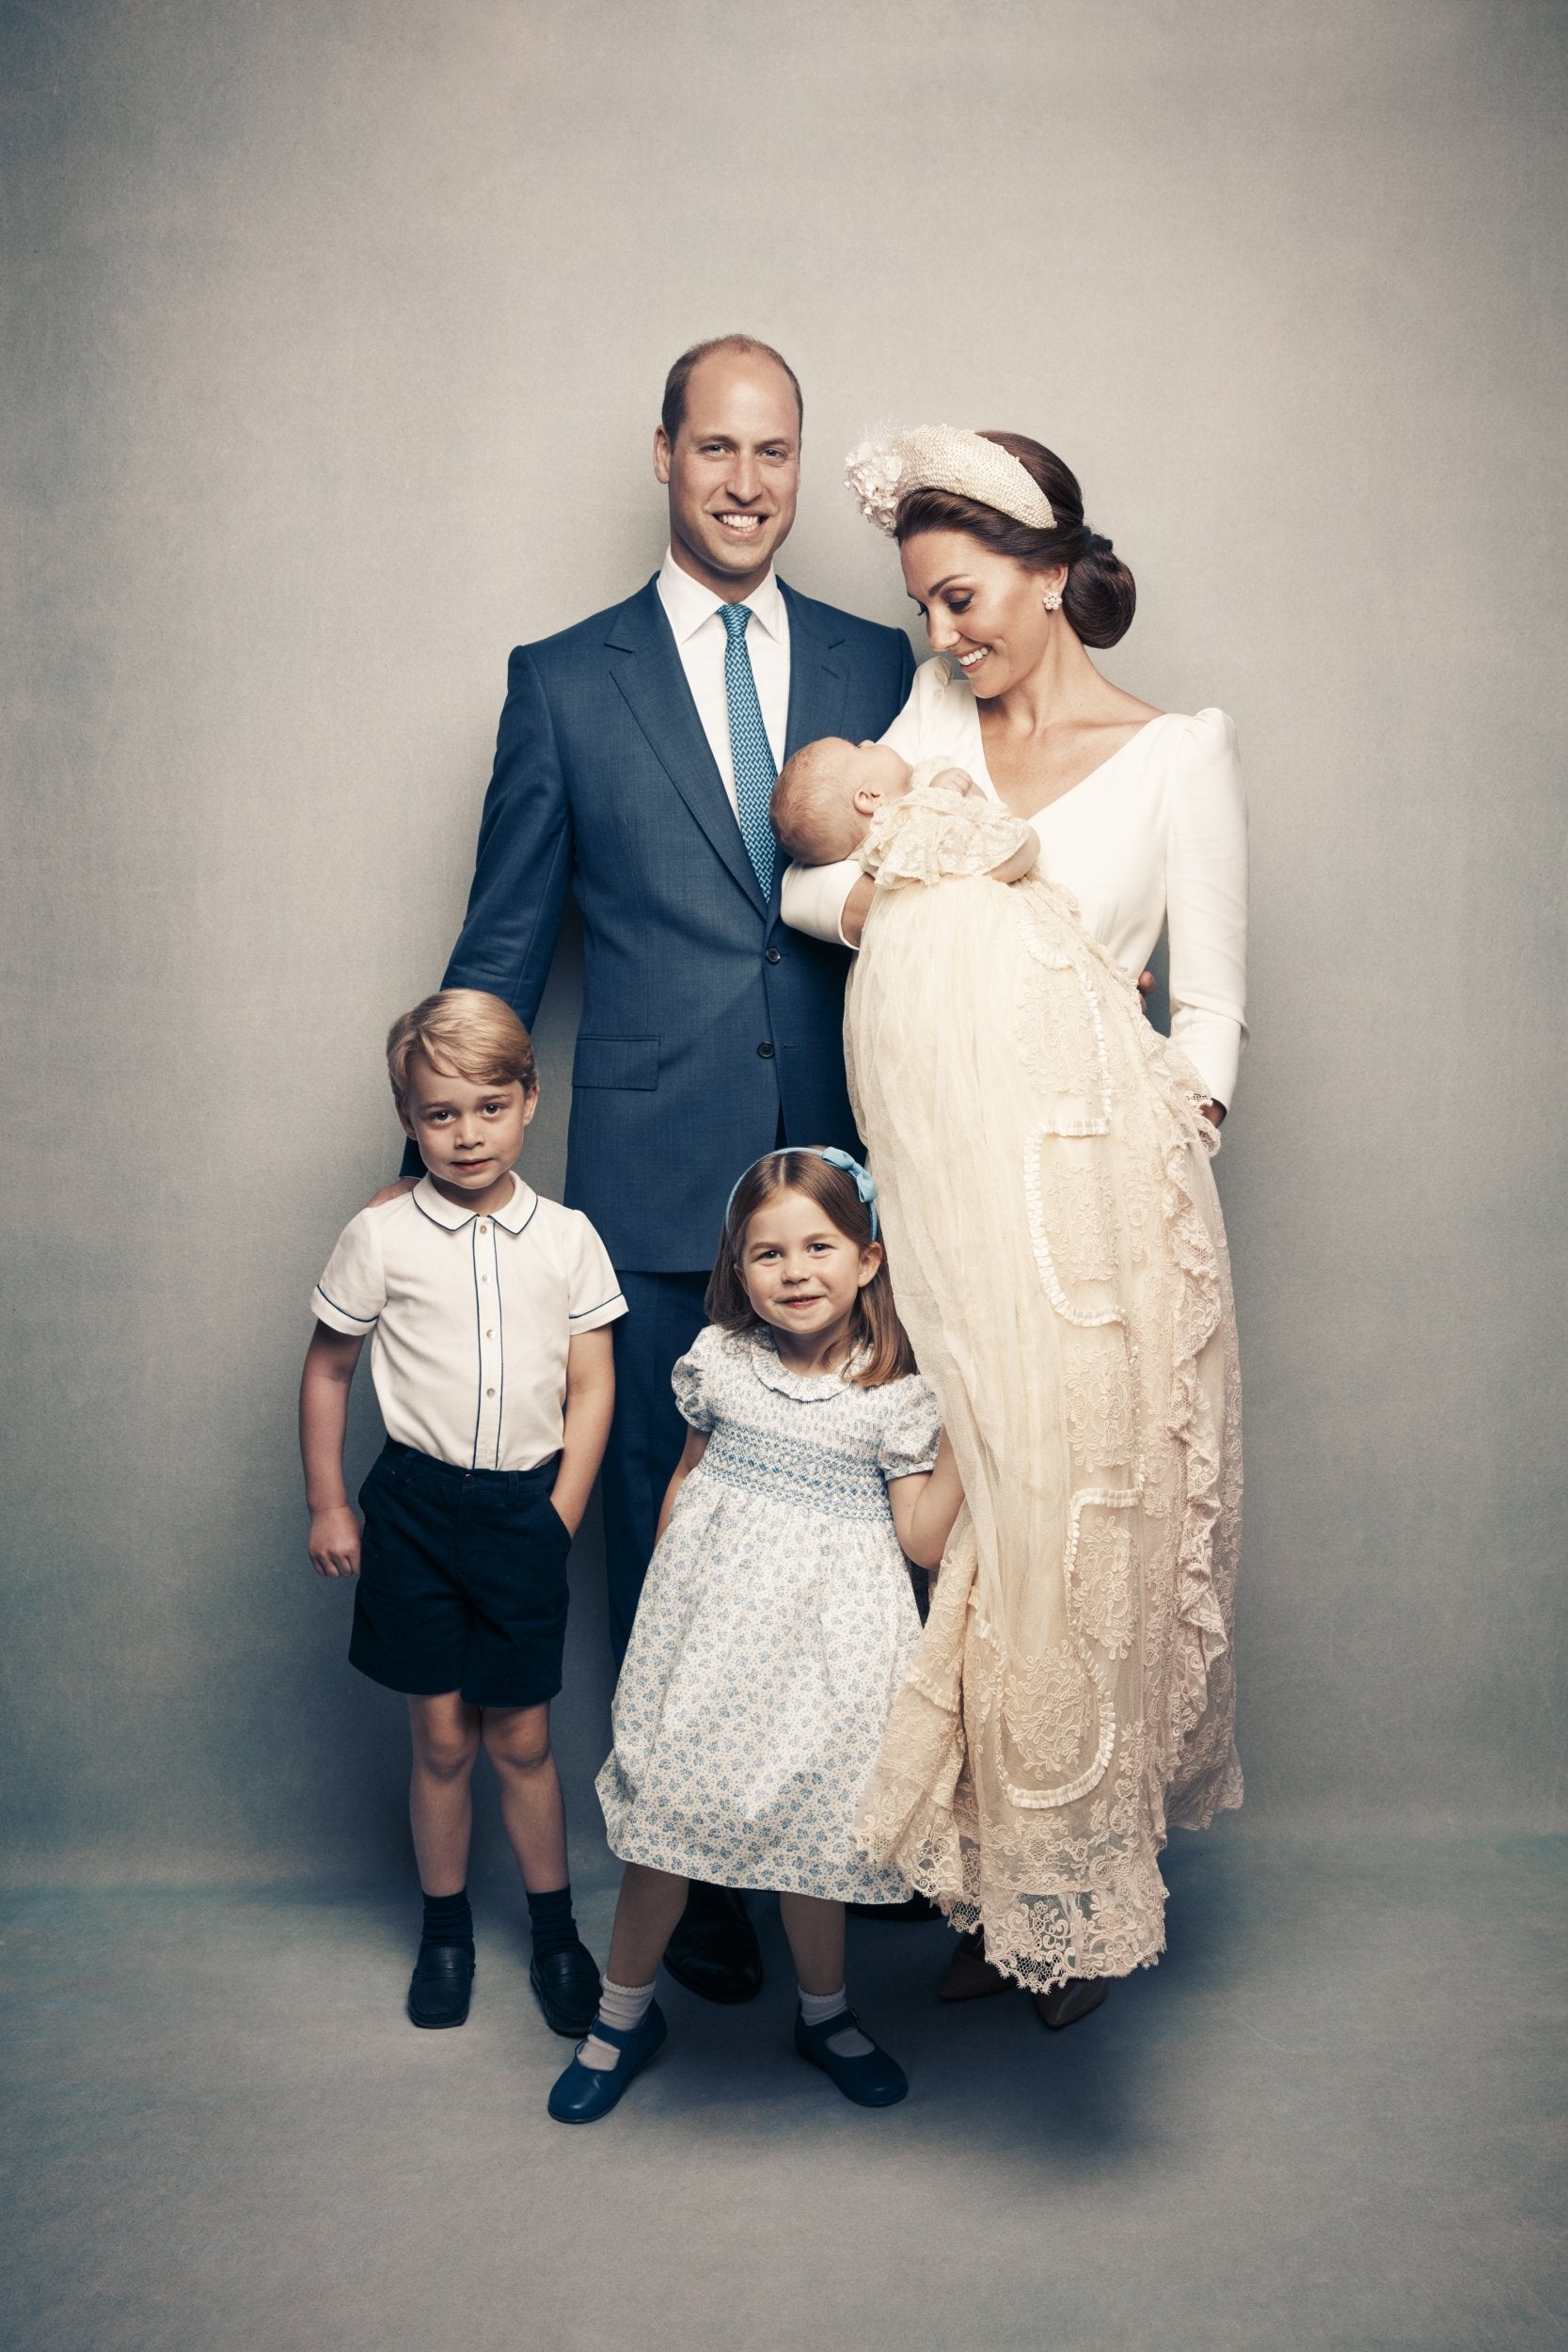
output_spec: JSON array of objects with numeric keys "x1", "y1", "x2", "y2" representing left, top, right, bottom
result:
[{"x1": 546, "y1": 1149, "x2": 964, "y2": 2124}]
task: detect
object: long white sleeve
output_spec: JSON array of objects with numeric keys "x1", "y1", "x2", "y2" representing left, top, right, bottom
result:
[
  {"x1": 778, "y1": 659, "x2": 942, "y2": 946},
  {"x1": 1164, "y1": 710, "x2": 1248, "y2": 1110}
]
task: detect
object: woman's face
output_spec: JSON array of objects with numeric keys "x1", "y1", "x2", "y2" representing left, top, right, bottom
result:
[{"x1": 900, "y1": 531, "x2": 1067, "y2": 698}]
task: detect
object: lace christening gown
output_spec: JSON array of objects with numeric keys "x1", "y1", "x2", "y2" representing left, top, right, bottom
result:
[{"x1": 847, "y1": 771, "x2": 1243, "y2": 1993}]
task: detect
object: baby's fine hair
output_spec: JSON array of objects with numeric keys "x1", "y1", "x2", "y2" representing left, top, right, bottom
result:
[
  {"x1": 770, "y1": 740, "x2": 865, "y2": 866},
  {"x1": 705, "y1": 1151, "x2": 917, "y2": 1389},
  {"x1": 386, "y1": 989, "x2": 537, "y2": 1106}
]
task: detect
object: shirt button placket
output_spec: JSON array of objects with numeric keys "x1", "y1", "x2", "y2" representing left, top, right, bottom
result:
[{"x1": 475, "y1": 1220, "x2": 502, "y2": 1468}]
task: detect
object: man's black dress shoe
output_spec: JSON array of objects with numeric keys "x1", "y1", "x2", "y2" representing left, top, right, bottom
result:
[
  {"x1": 529, "y1": 1940, "x2": 603, "y2": 2038},
  {"x1": 662, "y1": 1881, "x2": 763, "y2": 2005},
  {"x1": 407, "y1": 1942, "x2": 474, "y2": 2029}
]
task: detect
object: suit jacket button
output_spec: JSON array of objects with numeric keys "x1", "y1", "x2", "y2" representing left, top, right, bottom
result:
[
  {"x1": 765, "y1": 947, "x2": 782, "y2": 964},
  {"x1": 756, "y1": 1041, "x2": 775, "y2": 1058}
]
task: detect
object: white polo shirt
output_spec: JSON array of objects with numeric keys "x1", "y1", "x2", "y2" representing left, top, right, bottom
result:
[{"x1": 311, "y1": 1174, "x2": 626, "y2": 1472}]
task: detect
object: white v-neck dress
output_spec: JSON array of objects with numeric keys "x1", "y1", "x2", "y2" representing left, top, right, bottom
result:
[{"x1": 779, "y1": 658, "x2": 1249, "y2": 1110}]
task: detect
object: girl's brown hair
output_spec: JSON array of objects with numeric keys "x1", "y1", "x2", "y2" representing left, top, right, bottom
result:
[
  {"x1": 705, "y1": 1152, "x2": 917, "y2": 1389},
  {"x1": 894, "y1": 430, "x2": 1136, "y2": 649}
]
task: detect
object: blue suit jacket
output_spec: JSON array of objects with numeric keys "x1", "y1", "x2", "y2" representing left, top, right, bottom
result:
[{"x1": 436, "y1": 576, "x2": 914, "y2": 1271}]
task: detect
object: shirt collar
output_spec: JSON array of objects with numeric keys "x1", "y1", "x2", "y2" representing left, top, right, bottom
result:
[
  {"x1": 657, "y1": 546, "x2": 786, "y2": 646},
  {"x1": 412, "y1": 1171, "x2": 537, "y2": 1233}
]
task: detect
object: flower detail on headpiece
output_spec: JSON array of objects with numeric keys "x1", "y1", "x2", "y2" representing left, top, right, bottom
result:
[
  {"x1": 845, "y1": 437, "x2": 909, "y2": 533},
  {"x1": 844, "y1": 425, "x2": 1055, "y2": 535}
]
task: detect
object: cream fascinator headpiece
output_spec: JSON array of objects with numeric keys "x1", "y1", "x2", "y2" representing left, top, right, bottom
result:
[{"x1": 845, "y1": 425, "x2": 1055, "y2": 535}]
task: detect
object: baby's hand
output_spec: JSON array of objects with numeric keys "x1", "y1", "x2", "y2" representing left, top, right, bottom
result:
[
  {"x1": 309, "y1": 1503, "x2": 362, "y2": 1579},
  {"x1": 927, "y1": 764, "x2": 980, "y2": 798}
]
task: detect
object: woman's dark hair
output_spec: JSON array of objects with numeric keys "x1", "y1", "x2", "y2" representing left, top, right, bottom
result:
[
  {"x1": 894, "y1": 431, "x2": 1136, "y2": 648},
  {"x1": 705, "y1": 1151, "x2": 917, "y2": 1389}
]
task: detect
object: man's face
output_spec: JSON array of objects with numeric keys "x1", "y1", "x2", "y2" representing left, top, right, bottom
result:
[{"x1": 655, "y1": 349, "x2": 801, "y2": 597}]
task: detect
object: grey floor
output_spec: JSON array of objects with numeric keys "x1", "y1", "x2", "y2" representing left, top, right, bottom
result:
[{"x1": 3, "y1": 1835, "x2": 1564, "y2": 2352}]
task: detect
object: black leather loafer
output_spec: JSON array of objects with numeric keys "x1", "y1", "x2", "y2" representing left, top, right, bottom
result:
[
  {"x1": 407, "y1": 1941, "x2": 474, "y2": 2029},
  {"x1": 662, "y1": 1881, "x2": 764, "y2": 2005},
  {"x1": 530, "y1": 1940, "x2": 603, "y2": 2038}
]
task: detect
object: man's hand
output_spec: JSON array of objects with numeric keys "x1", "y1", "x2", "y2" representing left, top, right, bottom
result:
[
  {"x1": 366, "y1": 1175, "x2": 419, "y2": 1210},
  {"x1": 309, "y1": 1503, "x2": 362, "y2": 1579}
]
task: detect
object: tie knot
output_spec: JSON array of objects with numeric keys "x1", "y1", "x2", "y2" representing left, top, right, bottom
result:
[{"x1": 718, "y1": 602, "x2": 752, "y2": 641}]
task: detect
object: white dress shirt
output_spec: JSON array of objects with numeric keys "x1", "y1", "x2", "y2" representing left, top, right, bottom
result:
[
  {"x1": 311, "y1": 1173, "x2": 626, "y2": 1472},
  {"x1": 656, "y1": 547, "x2": 791, "y2": 813},
  {"x1": 779, "y1": 657, "x2": 1250, "y2": 1110}
]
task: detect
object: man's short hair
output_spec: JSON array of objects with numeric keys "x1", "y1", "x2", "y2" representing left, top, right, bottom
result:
[
  {"x1": 386, "y1": 989, "x2": 537, "y2": 1106},
  {"x1": 660, "y1": 335, "x2": 803, "y2": 447}
]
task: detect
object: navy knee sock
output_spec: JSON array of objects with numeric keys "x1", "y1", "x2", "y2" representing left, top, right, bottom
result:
[
  {"x1": 527, "y1": 1883, "x2": 579, "y2": 1960},
  {"x1": 420, "y1": 1886, "x2": 473, "y2": 1951}
]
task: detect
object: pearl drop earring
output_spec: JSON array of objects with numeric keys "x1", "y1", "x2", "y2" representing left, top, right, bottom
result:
[{"x1": 1042, "y1": 588, "x2": 1063, "y2": 611}]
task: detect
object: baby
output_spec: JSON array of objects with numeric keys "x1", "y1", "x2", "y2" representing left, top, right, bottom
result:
[
  {"x1": 771, "y1": 738, "x2": 1039, "y2": 885},
  {"x1": 768, "y1": 729, "x2": 1238, "y2": 2012}
]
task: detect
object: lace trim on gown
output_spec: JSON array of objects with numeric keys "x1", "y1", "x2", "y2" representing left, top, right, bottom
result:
[{"x1": 844, "y1": 790, "x2": 1243, "y2": 1992}]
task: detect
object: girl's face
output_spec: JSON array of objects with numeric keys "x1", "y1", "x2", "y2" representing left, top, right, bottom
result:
[
  {"x1": 738, "y1": 1186, "x2": 880, "y2": 1361},
  {"x1": 900, "y1": 529, "x2": 1068, "y2": 698}
]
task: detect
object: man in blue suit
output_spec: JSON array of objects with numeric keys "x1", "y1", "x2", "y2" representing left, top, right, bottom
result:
[{"x1": 422, "y1": 335, "x2": 913, "y2": 1997}]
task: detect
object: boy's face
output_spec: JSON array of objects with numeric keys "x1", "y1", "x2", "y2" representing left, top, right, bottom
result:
[{"x1": 398, "y1": 1055, "x2": 538, "y2": 1211}]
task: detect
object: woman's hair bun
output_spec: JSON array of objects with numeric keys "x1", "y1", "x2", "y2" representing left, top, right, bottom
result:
[{"x1": 1064, "y1": 531, "x2": 1136, "y2": 649}]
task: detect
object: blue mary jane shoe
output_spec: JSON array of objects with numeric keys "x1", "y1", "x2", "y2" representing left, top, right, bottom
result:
[
  {"x1": 793, "y1": 2005, "x2": 908, "y2": 2108},
  {"x1": 546, "y1": 2003, "x2": 667, "y2": 2124}
]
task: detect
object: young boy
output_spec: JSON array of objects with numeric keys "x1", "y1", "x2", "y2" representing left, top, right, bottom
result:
[{"x1": 300, "y1": 989, "x2": 625, "y2": 2035}]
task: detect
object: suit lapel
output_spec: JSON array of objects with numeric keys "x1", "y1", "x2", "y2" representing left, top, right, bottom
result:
[
  {"x1": 781, "y1": 584, "x2": 850, "y2": 760},
  {"x1": 606, "y1": 580, "x2": 765, "y2": 914}
]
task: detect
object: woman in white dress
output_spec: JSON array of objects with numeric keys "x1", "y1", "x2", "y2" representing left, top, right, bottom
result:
[{"x1": 780, "y1": 426, "x2": 1247, "y2": 2026}]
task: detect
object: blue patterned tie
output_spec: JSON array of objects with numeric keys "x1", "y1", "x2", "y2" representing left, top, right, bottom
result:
[{"x1": 718, "y1": 602, "x2": 777, "y2": 898}]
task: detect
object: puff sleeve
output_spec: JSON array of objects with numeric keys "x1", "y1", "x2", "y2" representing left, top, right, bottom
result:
[
  {"x1": 671, "y1": 1325, "x2": 721, "y2": 1432},
  {"x1": 310, "y1": 1209, "x2": 386, "y2": 1336},
  {"x1": 876, "y1": 1375, "x2": 942, "y2": 1482}
]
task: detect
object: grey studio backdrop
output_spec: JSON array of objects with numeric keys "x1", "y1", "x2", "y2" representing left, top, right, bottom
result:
[{"x1": 2, "y1": 0, "x2": 1563, "y2": 1895}]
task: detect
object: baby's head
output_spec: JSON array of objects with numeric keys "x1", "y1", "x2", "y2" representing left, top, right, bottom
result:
[{"x1": 770, "y1": 737, "x2": 914, "y2": 866}]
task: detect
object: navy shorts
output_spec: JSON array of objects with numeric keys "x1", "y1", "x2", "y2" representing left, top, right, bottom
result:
[{"x1": 350, "y1": 1441, "x2": 572, "y2": 1708}]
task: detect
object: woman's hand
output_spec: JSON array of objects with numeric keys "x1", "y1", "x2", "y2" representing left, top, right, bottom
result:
[
  {"x1": 1200, "y1": 1100, "x2": 1226, "y2": 1127},
  {"x1": 839, "y1": 873, "x2": 877, "y2": 949},
  {"x1": 365, "y1": 1175, "x2": 419, "y2": 1210}
]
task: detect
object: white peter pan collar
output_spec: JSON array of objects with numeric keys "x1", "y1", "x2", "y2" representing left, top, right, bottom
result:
[
  {"x1": 747, "y1": 1327, "x2": 865, "y2": 1403},
  {"x1": 657, "y1": 546, "x2": 786, "y2": 646},
  {"x1": 412, "y1": 1172, "x2": 538, "y2": 1235}
]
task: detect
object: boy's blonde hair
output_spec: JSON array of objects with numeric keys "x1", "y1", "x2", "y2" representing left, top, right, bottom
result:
[
  {"x1": 386, "y1": 990, "x2": 537, "y2": 1106},
  {"x1": 770, "y1": 740, "x2": 865, "y2": 866}
]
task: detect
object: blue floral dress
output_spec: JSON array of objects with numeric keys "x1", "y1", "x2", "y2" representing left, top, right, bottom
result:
[{"x1": 596, "y1": 1324, "x2": 942, "y2": 1900}]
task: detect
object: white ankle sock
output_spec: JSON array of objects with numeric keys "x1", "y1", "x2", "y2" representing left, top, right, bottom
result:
[
  {"x1": 799, "y1": 1984, "x2": 874, "y2": 2058},
  {"x1": 578, "y1": 1977, "x2": 657, "y2": 2071}
]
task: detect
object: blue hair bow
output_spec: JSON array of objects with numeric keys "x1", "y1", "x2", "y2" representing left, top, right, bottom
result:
[{"x1": 724, "y1": 1145, "x2": 879, "y2": 1241}]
